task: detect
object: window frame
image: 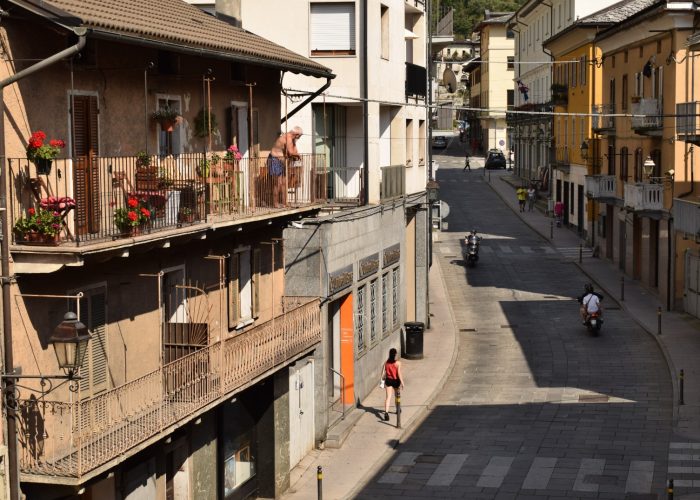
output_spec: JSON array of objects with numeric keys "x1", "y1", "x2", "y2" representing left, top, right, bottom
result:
[{"x1": 310, "y1": 2, "x2": 357, "y2": 57}]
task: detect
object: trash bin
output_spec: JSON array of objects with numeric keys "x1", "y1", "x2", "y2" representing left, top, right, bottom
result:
[{"x1": 403, "y1": 321, "x2": 424, "y2": 360}]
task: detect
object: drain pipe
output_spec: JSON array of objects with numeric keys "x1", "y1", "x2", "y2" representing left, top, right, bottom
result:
[
  {"x1": 0, "y1": 29, "x2": 86, "y2": 500},
  {"x1": 361, "y1": 0, "x2": 369, "y2": 205}
]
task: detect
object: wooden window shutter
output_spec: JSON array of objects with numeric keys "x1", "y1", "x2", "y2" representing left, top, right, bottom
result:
[
  {"x1": 72, "y1": 95, "x2": 101, "y2": 235},
  {"x1": 79, "y1": 289, "x2": 108, "y2": 397},
  {"x1": 252, "y1": 248, "x2": 261, "y2": 317},
  {"x1": 228, "y1": 253, "x2": 240, "y2": 329}
]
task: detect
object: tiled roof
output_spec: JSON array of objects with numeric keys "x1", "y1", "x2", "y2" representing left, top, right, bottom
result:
[
  {"x1": 580, "y1": 0, "x2": 660, "y2": 24},
  {"x1": 481, "y1": 13, "x2": 514, "y2": 24},
  {"x1": 19, "y1": 0, "x2": 333, "y2": 78}
]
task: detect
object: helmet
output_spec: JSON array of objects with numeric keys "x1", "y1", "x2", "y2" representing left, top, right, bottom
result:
[{"x1": 584, "y1": 283, "x2": 594, "y2": 293}]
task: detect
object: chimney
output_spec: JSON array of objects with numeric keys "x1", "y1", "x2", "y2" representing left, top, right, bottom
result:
[{"x1": 215, "y1": 0, "x2": 242, "y2": 28}]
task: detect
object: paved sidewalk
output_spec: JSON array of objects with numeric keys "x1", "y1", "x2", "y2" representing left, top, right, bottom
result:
[
  {"x1": 488, "y1": 171, "x2": 700, "y2": 441},
  {"x1": 280, "y1": 256, "x2": 459, "y2": 500}
]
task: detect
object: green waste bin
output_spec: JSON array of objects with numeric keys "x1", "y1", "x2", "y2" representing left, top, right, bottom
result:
[{"x1": 403, "y1": 321, "x2": 424, "y2": 360}]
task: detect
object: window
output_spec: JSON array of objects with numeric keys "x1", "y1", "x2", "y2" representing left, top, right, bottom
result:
[
  {"x1": 608, "y1": 143, "x2": 616, "y2": 176},
  {"x1": 370, "y1": 279, "x2": 377, "y2": 342},
  {"x1": 610, "y1": 78, "x2": 616, "y2": 113},
  {"x1": 74, "y1": 285, "x2": 108, "y2": 398},
  {"x1": 507, "y1": 89, "x2": 514, "y2": 108},
  {"x1": 381, "y1": 4, "x2": 389, "y2": 59},
  {"x1": 571, "y1": 61, "x2": 577, "y2": 87},
  {"x1": 620, "y1": 147, "x2": 629, "y2": 181},
  {"x1": 506, "y1": 29, "x2": 514, "y2": 39},
  {"x1": 624, "y1": 50, "x2": 628, "y2": 63},
  {"x1": 405, "y1": 119, "x2": 413, "y2": 166},
  {"x1": 391, "y1": 268, "x2": 399, "y2": 326},
  {"x1": 310, "y1": 3, "x2": 356, "y2": 56},
  {"x1": 621, "y1": 74, "x2": 628, "y2": 111},
  {"x1": 580, "y1": 56, "x2": 586, "y2": 86},
  {"x1": 634, "y1": 148, "x2": 643, "y2": 181},
  {"x1": 357, "y1": 285, "x2": 365, "y2": 352},
  {"x1": 228, "y1": 248, "x2": 261, "y2": 329},
  {"x1": 418, "y1": 120, "x2": 425, "y2": 165},
  {"x1": 634, "y1": 72, "x2": 643, "y2": 98},
  {"x1": 382, "y1": 273, "x2": 389, "y2": 334},
  {"x1": 652, "y1": 66, "x2": 663, "y2": 99},
  {"x1": 507, "y1": 56, "x2": 514, "y2": 70}
]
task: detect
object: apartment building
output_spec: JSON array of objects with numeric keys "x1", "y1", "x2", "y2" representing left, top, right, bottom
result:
[
  {"x1": 592, "y1": 0, "x2": 698, "y2": 309},
  {"x1": 543, "y1": 8, "x2": 616, "y2": 237},
  {"x1": 0, "y1": 0, "x2": 345, "y2": 498},
  {"x1": 435, "y1": 40, "x2": 478, "y2": 130},
  {"x1": 189, "y1": 0, "x2": 430, "y2": 454},
  {"x1": 473, "y1": 12, "x2": 514, "y2": 153}
]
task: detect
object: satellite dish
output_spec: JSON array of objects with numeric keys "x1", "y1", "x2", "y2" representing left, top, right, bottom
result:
[{"x1": 442, "y1": 68, "x2": 458, "y2": 93}]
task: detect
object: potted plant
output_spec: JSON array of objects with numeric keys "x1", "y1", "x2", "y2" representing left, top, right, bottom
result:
[
  {"x1": 26, "y1": 130, "x2": 65, "y2": 175},
  {"x1": 13, "y1": 207, "x2": 63, "y2": 244},
  {"x1": 151, "y1": 106, "x2": 180, "y2": 132},
  {"x1": 198, "y1": 153, "x2": 222, "y2": 179},
  {"x1": 178, "y1": 207, "x2": 195, "y2": 223},
  {"x1": 114, "y1": 196, "x2": 151, "y2": 236},
  {"x1": 136, "y1": 151, "x2": 152, "y2": 169},
  {"x1": 194, "y1": 108, "x2": 218, "y2": 138}
]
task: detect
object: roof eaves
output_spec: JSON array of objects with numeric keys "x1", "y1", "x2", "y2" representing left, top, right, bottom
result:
[{"x1": 594, "y1": 0, "x2": 666, "y2": 42}]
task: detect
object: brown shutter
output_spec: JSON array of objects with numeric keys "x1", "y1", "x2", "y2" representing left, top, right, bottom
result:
[
  {"x1": 72, "y1": 95, "x2": 101, "y2": 235},
  {"x1": 252, "y1": 248, "x2": 261, "y2": 317},
  {"x1": 228, "y1": 253, "x2": 240, "y2": 329}
]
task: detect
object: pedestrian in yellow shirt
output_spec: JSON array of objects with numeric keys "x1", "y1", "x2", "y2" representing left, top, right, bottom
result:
[{"x1": 516, "y1": 187, "x2": 527, "y2": 212}]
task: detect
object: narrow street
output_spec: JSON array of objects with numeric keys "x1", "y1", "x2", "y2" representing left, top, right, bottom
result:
[{"x1": 356, "y1": 139, "x2": 677, "y2": 498}]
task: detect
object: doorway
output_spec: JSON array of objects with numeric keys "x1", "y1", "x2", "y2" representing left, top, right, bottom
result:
[
  {"x1": 71, "y1": 92, "x2": 101, "y2": 236},
  {"x1": 289, "y1": 359, "x2": 315, "y2": 469}
]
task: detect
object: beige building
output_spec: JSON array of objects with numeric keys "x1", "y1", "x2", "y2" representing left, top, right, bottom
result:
[{"x1": 474, "y1": 12, "x2": 515, "y2": 153}]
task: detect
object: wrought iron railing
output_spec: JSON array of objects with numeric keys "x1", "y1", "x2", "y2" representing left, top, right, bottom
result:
[
  {"x1": 17, "y1": 298, "x2": 320, "y2": 481},
  {"x1": 8, "y1": 153, "x2": 370, "y2": 247}
]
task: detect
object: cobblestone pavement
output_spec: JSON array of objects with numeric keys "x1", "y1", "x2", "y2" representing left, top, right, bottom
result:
[{"x1": 355, "y1": 148, "x2": 686, "y2": 499}]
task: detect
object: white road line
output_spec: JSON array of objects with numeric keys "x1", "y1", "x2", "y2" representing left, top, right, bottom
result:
[
  {"x1": 668, "y1": 466, "x2": 700, "y2": 473},
  {"x1": 498, "y1": 245, "x2": 513, "y2": 254},
  {"x1": 426, "y1": 454, "x2": 468, "y2": 486},
  {"x1": 670, "y1": 442, "x2": 700, "y2": 449},
  {"x1": 521, "y1": 246, "x2": 533, "y2": 254},
  {"x1": 573, "y1": 458, "x2": 605, "y2": 492},
  {"x1": 625, "y1": 460, "x2": 654, "y2": 493},
  {"x1": 522, "y1": 457, "x2": 556, "y2": 490},
  {"x1": 377, "y1": 451, "x2": 420, "y2": 484},
  {"x1": 480, "y1": 246, "x2": 494, "y2": 254},
  {"x1": 674, "y1": 480, "x2": 700, "y2": 487},
  {"x1": 476, "y1": 456, "x2": 513, "y2": 488},
  {"x1": 541, "y1": 247, "x2": 555, "y2": 254},
  {"x1": 669, "y1": 454, "x2": 700, "y2": 461}
]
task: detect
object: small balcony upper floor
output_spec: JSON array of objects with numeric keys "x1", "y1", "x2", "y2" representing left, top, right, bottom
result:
[
  {"x1": 585, "y1": 175, "x2": 618, "y2": 201},
  {"x1": 591, "y1": 105, "x2": 615, "y2": 135},
  {"x1": 676, "y1": 102, "x2": 700, "y2": 145},
  {"x1": 630, "y1": 98, "x2": 662, "y2": 136},
  {"x1": 623, "y1": 182, "x2": 664, "y2": 213},
  {"x1": 8, "y1": 153, "x2": 363, "y2": 272}
]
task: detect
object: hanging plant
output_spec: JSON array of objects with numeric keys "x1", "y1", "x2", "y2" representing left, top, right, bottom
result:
[{"x1": 194, "y1": 108, "x2": 218, "y2": 138}]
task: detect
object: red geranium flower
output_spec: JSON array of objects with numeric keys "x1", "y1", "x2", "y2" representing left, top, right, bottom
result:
[
  {"x1": 127, "y1": 197, "x2": 139, "y2": 208},
  {"x1": 27, "y1": 207, "x2": 35, "y2": 216},
  {"x1": 127, "y1": 211, "x2": 138, "y2": 222},
  {"x1": 49, "y1": 139, "x2": 65, "y2": 149},
  {"x1": 140, "y1": 208, "x2": 151, "y2": 218}
]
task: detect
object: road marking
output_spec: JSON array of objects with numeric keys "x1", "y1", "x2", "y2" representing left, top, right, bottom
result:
[
  {"x1": 426, "y1": 454, "x2": 468, "y2": 486},
  {"x1": 521, "y1": 246, "x2": 533, "y2": 254},
  {"x1": 625, "y1": 460, "x2": 654, "y2": 493},
  {"x1": 668, "y1": 466, "x2": 700, "y2": 473},
  {"x1": 541, "y1": 246, "x2": 556, "y2": 254},
  {"x1": 675, "y1": 480, "x2": 700, "y2": 487},
  {"x1": 573, "y1": 458, "x2": 605, "y2": 492},
  {"x1": 498, "y1": 245, "x2": 513, "y2": 254},
  {"x1": 476, "y1": 456, "x2": 513, "y2": 488},
  {"x1": 669, "y1": 453, "x2": 700, "y2": 461},
  {"x1": 377, "y1": 452, "x2": 420, "y2": 484},
  {"x1": 480, "y1": 246, "x2": 493, "y2": 254},
  {"x1": 671, "y1": 442, "x2": 700, "y2": 449},
  {"x1": 522, "y1": 457, "x2": 556, "y2": 490}
]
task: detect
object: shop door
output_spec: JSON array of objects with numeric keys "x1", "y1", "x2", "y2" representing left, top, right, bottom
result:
[
  {"x1": 339, "y1": 293, "x2": 354, "y2": 405},
  {"x1": 289, "y1": 359, "x2": 315, "y2": 469},
  {"x1": 684, "y1": 251, "x2": 700, "y2": 318}
]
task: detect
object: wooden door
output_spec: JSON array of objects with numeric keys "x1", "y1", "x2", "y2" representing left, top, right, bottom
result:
[{"x1": 72, "y1": 95, "x2": 101, "y2": 236}]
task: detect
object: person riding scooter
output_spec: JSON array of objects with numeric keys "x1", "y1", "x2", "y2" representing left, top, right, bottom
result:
[{"x1": 578, "y1": 283, "x2": 604, "y2": 325}]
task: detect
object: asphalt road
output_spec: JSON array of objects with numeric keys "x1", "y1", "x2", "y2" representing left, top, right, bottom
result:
[{"x1": 356, "y1": 141, "x2": 679, "y2": 499}]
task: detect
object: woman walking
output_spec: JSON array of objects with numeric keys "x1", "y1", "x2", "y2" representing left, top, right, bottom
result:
[{"x1": 380, "y1": 348, "x2": 404, "y2": 421}]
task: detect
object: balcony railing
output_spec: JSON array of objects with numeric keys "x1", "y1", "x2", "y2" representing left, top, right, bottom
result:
[
  {"x1": 676, "y1": 102, "x2": 700, "y2": 144},
  {"x1": 585, "y1": 175, "x2": 617, "y2": 199},
  {"x1": 406, "y1": 63, "x2": 427, "y2": 97},
  {"x1": 552, "y1": 146, "x2": 572, "y2": 167},
  {"x1": 624, "y1": 182, "x2": 664, "y2": 212},
  {"x1": 8, "y1": 153, "x2": 364, "y2": 247},
  {"x1": 17, "y1": 298, "x2": 320, "y2": 482},
  {"x1": 591, "y1": 104, "x2": 615, "y2": 133},
  {"x1": 673, "y1": 197, "x2": 700, "y2": 235},
  {"x1": 631, "y1": 98, "x2": 662, "y2": 133},
  {"x1": 380, "y1": 165, "x2": 406, "y2": 200}
]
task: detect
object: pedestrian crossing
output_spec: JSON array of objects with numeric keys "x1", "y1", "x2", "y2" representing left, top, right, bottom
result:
[
  {"x1": 377, "y1": 444, "x2": 700, "y2": 493},
  {"x1": 438, "y1": 243, "x2": 594, "y2": 259}
]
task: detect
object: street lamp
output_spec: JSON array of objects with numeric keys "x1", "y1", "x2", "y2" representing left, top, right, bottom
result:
[
  {"x1": 580, "y1": 140, "x2": 589, "y2": 160},
  {"x1": 643, "y1": 156, "x2": 656, "y2": 180},
  {"x1": 49, "y1": 311, "x2": 91, "y2": 376}
]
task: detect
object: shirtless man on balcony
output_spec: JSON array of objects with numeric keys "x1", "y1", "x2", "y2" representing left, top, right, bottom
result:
[{"x1": 267, "y1": 126, "x2": 302, "y2": 207}]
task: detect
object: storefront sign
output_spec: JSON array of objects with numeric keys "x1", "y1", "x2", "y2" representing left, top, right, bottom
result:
[
  {"x1": 329, "y1": 264, "x2": 353, "y2": 295},
  {"x1": 383, "y1": 243, "x2": 400, "y2": 268},
  {"x1": 359, "y1": 253, "x2": 379, "y2": 279}
]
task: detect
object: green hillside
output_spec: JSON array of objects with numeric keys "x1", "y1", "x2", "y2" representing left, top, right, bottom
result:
[{"x1": 433, "y1": 0, "x2": 527, "y2": 38}]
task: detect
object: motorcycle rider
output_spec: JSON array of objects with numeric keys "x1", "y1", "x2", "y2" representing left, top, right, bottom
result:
[{"x1": 579, "y1": 283, "x2": 603, "y2": 325}]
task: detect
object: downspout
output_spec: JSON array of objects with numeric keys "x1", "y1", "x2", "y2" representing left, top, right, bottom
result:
[
  {"x1": 280, "y1": 76, "x2": 334, "y2": 125},
  {"x1": 361, "y1": 0, "x2": 369, "y2": 205},
  {"x1": 542, "y1": 2, "x2": 554, "y2": 202},
  {"x1": 0, "y1": 29, "x2": 87, "y2": 500}
]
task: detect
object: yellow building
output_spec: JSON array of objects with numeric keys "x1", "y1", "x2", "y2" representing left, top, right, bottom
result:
[
  {"x1": 593, "y1": 0, "x2": 699, "y2": 310},
  {"x1": 544, "y1": 14, "x2": 612, "y2": 238}
]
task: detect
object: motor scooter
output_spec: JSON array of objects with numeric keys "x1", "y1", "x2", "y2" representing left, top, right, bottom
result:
[
  {"x1": 584, "y1": 311, "x2": 602, "y2": 336},
  {"x1": 464, "y1": 230, "x2": 481, "y2": 268}
]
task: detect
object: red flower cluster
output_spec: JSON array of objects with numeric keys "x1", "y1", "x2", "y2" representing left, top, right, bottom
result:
[
  {"x1": 115, "y1": 196, "x2": 151, "y2": 231},
  {"x1": 28, "y1": 131, "x2": 46, "y2": 149},
  {"x1": 26, "y1": 130, "x2": 65, "y2": 161},
  {"x1": 40, "y1": 196, "x2": 75, "y2": 213}
]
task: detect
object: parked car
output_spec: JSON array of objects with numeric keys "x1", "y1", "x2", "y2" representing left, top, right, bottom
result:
[
  {"x1": 432, "y1": 136, "x2": 448, "y2": 149},
  {"x1": 485, "y1": 148, "x2": 507, "y2": 169}
]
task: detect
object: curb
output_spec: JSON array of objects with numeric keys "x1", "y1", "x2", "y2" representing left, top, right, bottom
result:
[{"x1": 345, "y1": 254, "x2": 460, "y2": 499}]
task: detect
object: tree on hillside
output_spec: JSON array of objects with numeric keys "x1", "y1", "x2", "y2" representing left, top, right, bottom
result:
[{"x1": 432, "y1": 0, "x2": 526, "y2": 38}]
